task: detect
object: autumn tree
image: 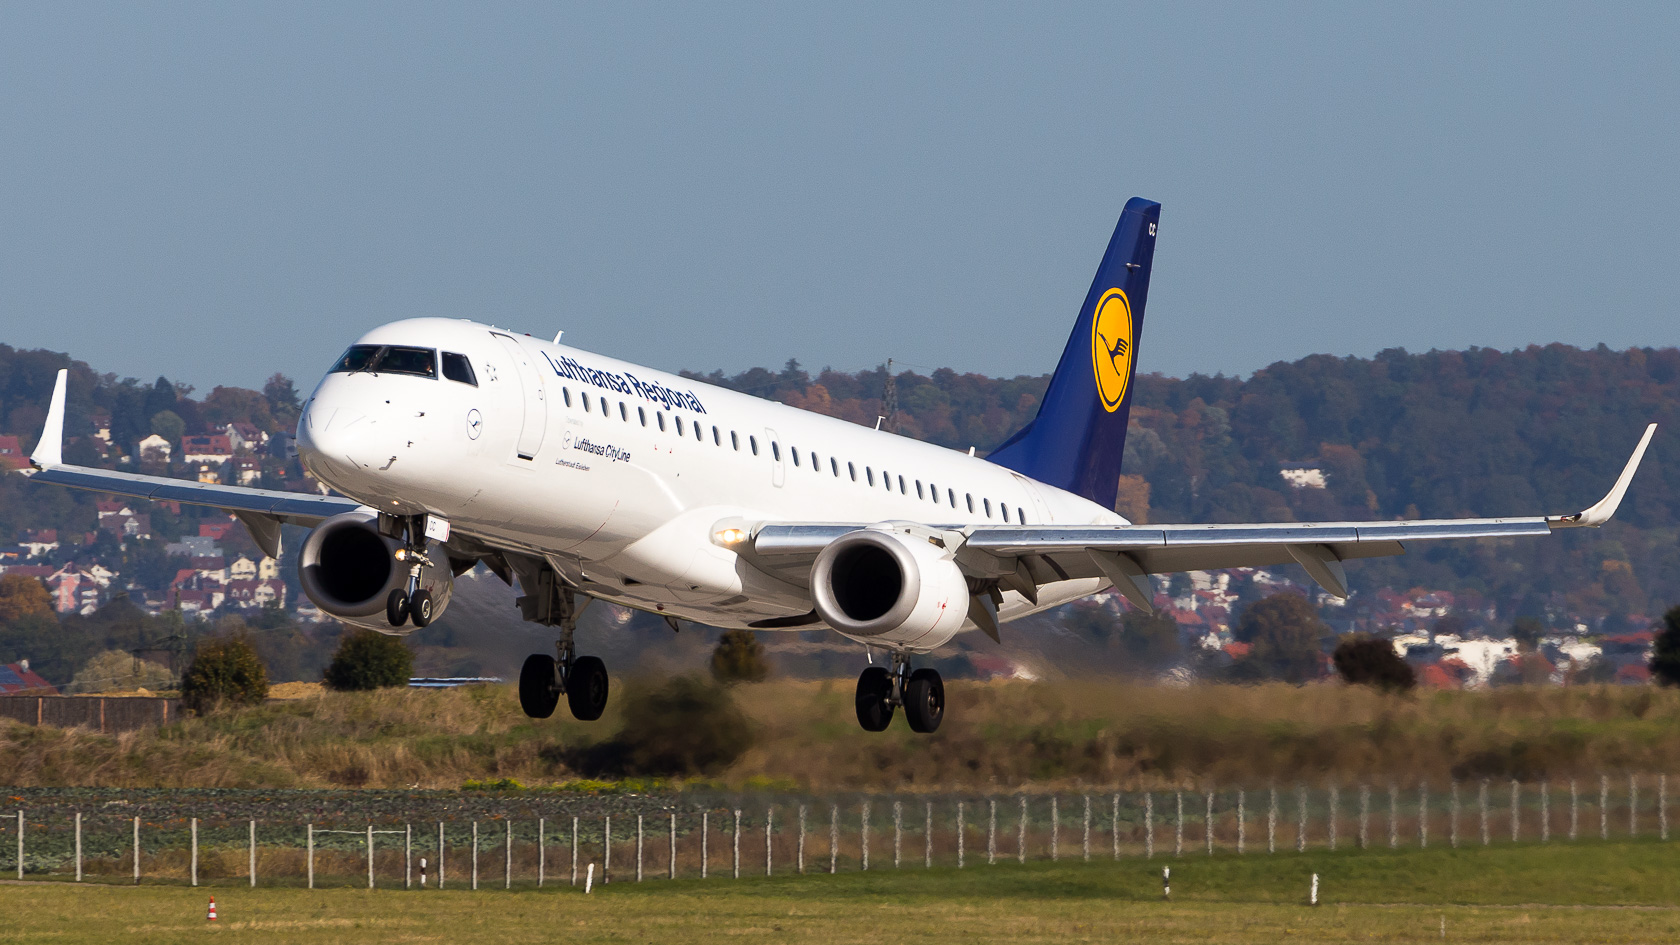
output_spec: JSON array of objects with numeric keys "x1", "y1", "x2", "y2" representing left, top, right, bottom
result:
[
  {"x1": 1650, "y1": 606, "x2": 1680, "y2": 687},
  {"x1": 0, "y1": 574, "x2": 52, "y2": 623},
  {"x1": 710, "y1": 630, "x2": 770, "y2": 684},
  {"x1": 1332, "y1": 634, "x2": 1416, "y2": 691},
  {"x1": 180, "y1": 636, "x2": 269, "y2": 713},
  {"x1": 323, "y1": 628, "x2": 413, "y2": 690},
  {"x1": 1231, "y1": 592, "x2": 1329, "y2": 683}
]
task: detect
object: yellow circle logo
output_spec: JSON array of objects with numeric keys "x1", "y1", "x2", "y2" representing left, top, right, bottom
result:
[{"x1": 1090, "y1": 288, "x2": 1133, "y2": 413}]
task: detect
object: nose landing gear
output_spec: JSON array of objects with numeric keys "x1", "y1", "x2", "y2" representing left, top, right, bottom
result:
[
  {"x1": 855, "y1": 652, "x2": 943, "y2": 734},
  {"x1": 385, "y1": 516, "x2": 437, "y2": 629}
]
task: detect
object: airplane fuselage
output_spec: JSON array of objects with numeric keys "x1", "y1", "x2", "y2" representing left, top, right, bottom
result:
[{"x1": 296, "y1": 317, "x2": 1119, "y2": 642}]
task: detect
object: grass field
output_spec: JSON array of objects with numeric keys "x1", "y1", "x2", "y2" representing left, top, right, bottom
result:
[
  {"x1": 4, "y1": 841, "x2": 1680, "y2": 943},
  {"x1": 8, "y1": 679, "x2": 1680, "y2": 791}
]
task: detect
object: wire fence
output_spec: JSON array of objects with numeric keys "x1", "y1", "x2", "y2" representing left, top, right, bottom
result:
[{"x1": 1, "y1": 774, "x2": 1670, "y2": 888}]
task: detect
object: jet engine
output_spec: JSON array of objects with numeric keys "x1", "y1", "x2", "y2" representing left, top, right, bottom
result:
[
  {"x1": 809, "y1": 527, "x2": 970, "y2": 650},
  {"x1": 298, "y1": 511, "x2": 453, "y2": 635}
]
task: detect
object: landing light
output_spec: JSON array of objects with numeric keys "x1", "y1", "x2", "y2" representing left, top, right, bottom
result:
[{"x1": 715, "y1": 527, "x2": 747, "y2": 546}]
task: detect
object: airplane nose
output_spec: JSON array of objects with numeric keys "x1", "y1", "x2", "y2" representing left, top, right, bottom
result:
[{"x1": 296, "y1": 400, "x2": 371, "y2": 482}]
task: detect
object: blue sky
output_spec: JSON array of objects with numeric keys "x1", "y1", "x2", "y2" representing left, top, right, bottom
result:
[{"x1": 2, "y1": 3, "x2": 1678, "y2": 391}]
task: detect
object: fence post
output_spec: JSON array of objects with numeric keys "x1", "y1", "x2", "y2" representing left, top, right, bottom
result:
[
  {"x1": 1388, "y1": 783, "x2": 1398, "y2": 849},
  {"x1": 1478, "y1": 779, "x2": 1490, "y2": 846},
  {"x1": 1111, "y1": 794, "x2": 1119, "y2": 861},
  {"x1": 14, "y1": 810, "x2": 21, "y2": 880},
  {"x1": 603, "y1": 816, "x2": 610, "y2": 885},
  {"x1": 981, "y1": 793, "x2": 994, "y2": 860},
  {"x1": 732, "y1": 809, "x2": 741, "y2": 879},
  {"x1": 893, "y1": 800, "x2": 902, "y2": 868},
  {"x1": 1449, "y1": 781, "x2": 1459, "y2": 848},
  {"x1": 703, "y1": 811, "x2": 710, "y2": 879},
  {"x1": 796, "y1": 806, "x2": 805, "y2": 875},
  {"x1": 367, "y1": 824, "x2": 375, "y2": 890},
  {"x1": 1600, "y1": 774, "x2": 1609, "y2": 841},
  {"x1": 957, "y1": 801, "x2": 965, "y2": 868},
  {"x1": 510, "y1": 819, "x2": 517, "y2": 889},
  {"x1": 1328, "y1": 783, "x2": 1338, "y2": 851},
  {"x1": 75, "y1": 811, "x2": 82, "y2": 882},
  {"x1": 1541, "y1": 782, "x2": 1550, "y2": 843},
  {"x1": 1419, "y1": 782, "x2": 1428, "y2": 848},
  {"x1": 1358, "y1": 785, "x2": 1369, "y2": 849},
  {"x1": 829, "y1": 804, "x2": 837, "y2": 874},
  {"x1": 472, "y1": 821, "x2": 479, "y2": 891},
  {"x1": 638, "y1": 814, "x2": 645, "y2": 883},
  {"x1": 1052, "y1": 796, "x2": 1061, "y2": 861},
  {"x1": 538, "y1": 818, "x2": 545, "y2": 887},
  {"x1": 1145, "y1": 793, "x2": 1154, "y2": 859},
  {"x1": 1268, "y1": 787, "x2": 1277, "y2": 854},
  {"x1": 1019, "y1": 795, "x2": 1028, "y2": 864},
  {"x1": 762, "y1": 809, "x2": 770, "y2": 878},
  {"x1": 191, "y1": 818, "x2": 198, "y2": 887},
  {"x1": 251, "y1": 820, "x2": 259, "y2": 887},
  {"x1": 1661, "y1": 775, "x2": 1669, "y2": 842},
  {"x1": 571, "y1": 816, "x2": 578, "y2": 886},
  {"x1": 924, "y1": 801, "x2": 932, "y2": 868},
  {"x1": 1174, "y1": 792, "x2": 1183, "y2": 857},
  {"x1": 132, "y1": 815, "x2": 140, "y2": 884},
  {"x1": 860, "y1": 800, "x2": 870, "y2": 871},
  {"x1": 1083, "y1": 795, "x2": 1091, "y2": 862},
  {"x1": 670, "y1": 813, "x2": 677, "y2": 880},
  {"x1": 1511, "y1": 780, "x2": 1521, "y2": 843},
  {"x1": 407, "y1": 824, "x2": 413, "y2": 889},
  {"x1": 1204, "y1": 791, "x2": 1213, "y2": 855},
  {"x1": 440, "y1": 821, "x2": 447, "y2": 890},
  {"x1": 1570, "y1": 779, "x2": 1579, "y2": 841},
  {"x1": 1630, "y1": 775, "x2": 1639, "y2": 840},
  {"x1": 1295, "y1": 785, "x2": 1306, "y2": 853},
  {"x1": 1237, "y1": 789, "x2": 1246, "y2": 854},
  {"x1": 307, "y1": 824, "x2": 314, "y2": 889}
]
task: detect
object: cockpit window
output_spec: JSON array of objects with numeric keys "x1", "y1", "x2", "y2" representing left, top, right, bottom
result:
[
  {"x1": 329, "y1": 345, "x2": 438, "y2": 379},
  {"x1": 441, "y1": 352, "x2": 477, "y2": 386}
]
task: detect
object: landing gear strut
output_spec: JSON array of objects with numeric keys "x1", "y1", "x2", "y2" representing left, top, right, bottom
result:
[
  {"x1": 385, "y1": 515, "x2": 436, "y2": 629},
  {"x1": 517, "y1": 578, "x2": 609, "y2": 721},
  {"x1": 855, "y1": 652, "x2": 943, "y2": 734}
]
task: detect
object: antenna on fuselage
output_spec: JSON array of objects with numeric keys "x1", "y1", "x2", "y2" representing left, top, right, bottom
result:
[{"x1": 553, "y1": 330, "x2": 564, "y2": 344}]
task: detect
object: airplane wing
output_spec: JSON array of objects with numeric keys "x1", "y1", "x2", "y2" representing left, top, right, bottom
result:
[
  {"x1": 20, "y1": 369, "x2": 363, "y2": 557},
  {"x1": 745, "y1": 422, "x2": 1658, "y2": 613}
]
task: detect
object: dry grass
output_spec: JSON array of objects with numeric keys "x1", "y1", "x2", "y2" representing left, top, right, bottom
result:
[{"x1": 4, "y1": 679, "x2": 1680, "y2": 790}]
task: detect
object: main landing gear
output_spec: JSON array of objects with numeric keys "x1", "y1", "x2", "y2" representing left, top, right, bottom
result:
[
  {"x1": 517, "y1": 584, "x2": 609, "y2": 722},
  {"x1": 386, "y1": 518, "x2": 436, "y2": 629},
  {"x1": 856, "y1": 652, "x2": 944, "y2": 734}
]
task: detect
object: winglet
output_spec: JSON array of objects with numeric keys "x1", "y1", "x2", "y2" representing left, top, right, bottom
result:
[
  {"x1": 1551, "y1": 422, "x2": 1657, "y2": 528},
  {"x1": 28, "y1": 369, "x2": 67, "y2": 470}
]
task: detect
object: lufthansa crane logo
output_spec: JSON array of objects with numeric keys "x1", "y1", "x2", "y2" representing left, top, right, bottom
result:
[{"x1": 1090, "y1": 288, "x2": 1134, "y2": 412}]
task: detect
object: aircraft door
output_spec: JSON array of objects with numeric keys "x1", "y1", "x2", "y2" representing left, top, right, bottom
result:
[
  {"x1": 490, "y1": 333, "x2": 548, "y2": 461},
  {"x1": 1012, "y1": 473, "x2": 1055, "y2": 524},
  {"x1": 766, "y1": 428, "x2": 785, "y2": 488}
]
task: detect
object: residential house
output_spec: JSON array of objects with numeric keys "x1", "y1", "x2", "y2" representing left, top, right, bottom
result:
[
  {"x1": 0, "y1": 661, "x2": 56, "y2": 695},
  {"x1": 0, "y1": 434, "x2": 26, "y2": 471},
  {"x1": 165, "y1": 535, "x2": 221, "y2": 559},
  {"x1": 137, "y1": 433, "x2": 172, "y2": 462},
  {"x1": 21, "y1": 529, "x2": 59, "y2": 558},
  {"x1": 181, "y1": 433, "x2": 233, "y2": 465},
  {"x1": 224, "y1": 579, "x2": 285, "y2": 610},
  {"x1": 233, "y1": 457, "x2": 261, "y2": 486},
  {"x1": 46, "y1": 564, "x2": 112, "y2": 615},
  {"x1": 1279, "y1": 462, "x2": 1327, "y2": 489},
  {"x1": 95, "y1": 501, "x2": 152, "y2": 540},
  {"x1": 225, "y1": 422, "x2": 269, "y2": 454}
]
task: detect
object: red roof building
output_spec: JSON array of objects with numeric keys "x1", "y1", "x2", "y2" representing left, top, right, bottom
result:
[{"x1": 0, "y1": 661, "x2": 56, "y2": 695}]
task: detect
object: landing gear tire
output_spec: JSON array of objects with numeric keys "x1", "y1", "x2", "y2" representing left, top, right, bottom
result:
[
  {"x1": 519, "y1": 654, "x2": 560, "y2": 719},
  {"x1": 566, "y1": 655, "x2": 610, "y2": 721},
  {"x1": 855, "y1": 666, "x2": 895, "y2": 732},
  {"x1": 385, "y1": 588, "x2": 409, "y2": 627},
  {"x1": 904, "y1": 667, "x2": 944, "y2": 734},
  {"x1": 409, "y1": 590, "x2": 435, "y2": 628}
]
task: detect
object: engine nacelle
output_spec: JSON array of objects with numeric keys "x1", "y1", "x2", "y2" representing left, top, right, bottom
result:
[
  {"x1": 810, "y1": 526, "x2": 970, "y2": 651},
  {"x1": 298, "y1": 511, "x2": 453, "y2": 635}
]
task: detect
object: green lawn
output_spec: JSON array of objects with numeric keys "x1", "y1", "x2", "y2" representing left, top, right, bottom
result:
[{"x1": 5, "y1": 841, "x2": 1680, "y2": 943}]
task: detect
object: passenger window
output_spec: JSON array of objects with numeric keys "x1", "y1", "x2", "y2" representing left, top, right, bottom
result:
[
  {"x1": 771, "y1": 442, "x2": 781, "y2": 461},
  {"x1": 898, "y1": 475, "x2": 906, "y2": 494},
  {"x1": 713, "y1": 426, "x2": 721, "y2": 446},
  {"x1": 619, "y1": 402, "x2": 628, "y2": 421},
  {"x1": 984, "y1": 498, "x2": 992, "y2": 518},
  {"x1": 1002, "y1": 505, "x2": 1011, "y2": 523},
  {"x1": 949, "y1": 488, "x2": 957, "y2": 508},
  {"x1": 657, "y1": 413, "x2": 666, "y2": 432},
  {"x1": 638, "y1": 406, "x2": 646, "y2": 426},
  {"x1": 848, "y1": 462, "x2": 856, "y2": 481},
  {"x1": 1018, "y1": 507, "x2": 1027, "y2": 524},
  {"x1": 750, "y1": 436, "x2": 759, "y2": 456},
  {"x1": 916, "y1": 480, "x2": 924, "y2": 500},
  {"x1": 563, "y1": 388, "x2": 572, "y2": 408},
  {"x1": 441, "y1": 352, "x2": 477, "y2": 386},
  {"x1": 791, "y1": 446, "x2": 800, "y2": 467},
  {"x1": 731, "y1": 431, "x2": 739, "y2": 450},
  {"x1": 831, "y1": 457, "x2": 839, "y2": 476},
  {"x1": 583, "y1": 392, "x2": 592, "y2": 412},
  {"x1": 881, "y1": 469, "x2": 889, "y2": 489},
  {"x1": 967, "y1": 494, "x2": 975, "y2": 513},
  {"x1": 676, "y1": 416, "x2": 686, "y2": 436},
  {"x1": 694, "y1": 422, "x2": 703, "y2": 442},
  {"x1": 866, "y1": 467, "x2": 875, "y2": 486}
]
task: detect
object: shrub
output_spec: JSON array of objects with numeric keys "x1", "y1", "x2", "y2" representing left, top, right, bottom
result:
[
  {"x1": 71, "y1": 649, "x2": 175, "y2": 694},
  {"x1": 323, "y1": 628, "x2": 413, "y2": 691},
  {"x1": 0, "y1": 573, "x2": 53, "y2": 622},
  {"x1": 710, "y1": 629, "x2": 770, "y2": 684},
  {"x1": 1651, "y1": 606, "x2": 1680, "y2": 687},
  {"x1": 1332, "y1": 634, "x2": 1416, "y2": 691},
  {"x1": 1232, "y1": 593, "x2": 1328, "y2": 683},
  {"x1": 180, "y1": 636, "x2": 269, "y2": 714},
  {"x1": 567, "y1": 676, "x2": 755, "y2": 778}
]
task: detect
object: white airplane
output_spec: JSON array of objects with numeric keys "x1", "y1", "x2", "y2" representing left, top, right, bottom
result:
[{"x1": 23, "y1": 198, "x2": 1658, "y2": 733}]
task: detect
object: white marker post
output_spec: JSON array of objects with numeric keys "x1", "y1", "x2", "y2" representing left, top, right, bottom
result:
[
  {"x1": 585, "y1": 862, "x2": 595, "y2": 894},
  {"x1": 1310, "y1": 872, "x2": 1319, "y2": 906},
  {"x1": 1162, "y1": 866, "x2": 1170, "y2": 900}
]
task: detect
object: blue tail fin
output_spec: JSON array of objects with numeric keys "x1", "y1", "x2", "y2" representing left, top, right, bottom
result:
[{"x1": 986, "y1": 197, "x2": 1160, "y2": 512}]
